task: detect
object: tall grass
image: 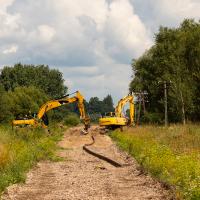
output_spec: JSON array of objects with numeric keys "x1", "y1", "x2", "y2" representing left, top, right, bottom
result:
[
  {"x1": 111, "y1": 125, "x2": 200, "y2": 200},
  {"x1": 0, "y1": 125, "x2": 64, "y2": 194}
]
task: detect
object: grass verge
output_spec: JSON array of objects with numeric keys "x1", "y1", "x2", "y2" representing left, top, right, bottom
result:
[
  {"x1": 0, "y1": 124, "x2": 64, "y2": 195},
  {"x1": 111, "y1": 125, "x2": 200, "y2": 200}
]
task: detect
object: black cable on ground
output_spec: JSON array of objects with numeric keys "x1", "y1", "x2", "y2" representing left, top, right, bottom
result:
[{"x1": 83, "y1": 135, "x2": 122, "y2": 168}]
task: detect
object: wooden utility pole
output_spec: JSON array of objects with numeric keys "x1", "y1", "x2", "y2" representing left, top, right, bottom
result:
[
  {"x1": 137, "y1": 95, "x2": 141, "y2": 125},
  {"x1": 180, "y1": 90, "x2": 186, "y2": 125},
  {"x1": 164, "y1": 81, "x2": 168, "y2": 127},
  {"x1": 134, "y1": 91, "x2": 148, "y2": 125},
  {"x1": 142, "y1": 93, "x2": 146, "y2": 114}
]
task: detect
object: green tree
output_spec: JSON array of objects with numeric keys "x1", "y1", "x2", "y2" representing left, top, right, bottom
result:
[
  {"x1": 88, "y1": 97, "x2": 102, "y2": 113},
  {"x1": 88, "y1": 95, "x2": 114, "y2": 114},
  {"x1": 130, "y1": 19, "x2": 200, "y2": 123},
  {"x1": 103, "y1": 95, "x2": 114, "y2": 113},
  {"x1": 0, "y1": 84, "x2": 12, "y2": 122},
  {"x1": 1, "y1": 86, "x2": 49, "y2": 121},
  {"x1": 0, "y1": 63, "x2": 67, "y2": 98}
]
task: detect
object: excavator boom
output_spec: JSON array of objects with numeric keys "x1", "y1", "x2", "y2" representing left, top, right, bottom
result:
[{"x1": 12, "y1": 91, "x2": 90, "y2": 131}]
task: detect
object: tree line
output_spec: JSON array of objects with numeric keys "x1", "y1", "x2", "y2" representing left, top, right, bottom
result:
[
  {"x1": 0, "y1": 63, "x2": 114, "y2": 123},
  {"x1": 130, "y1": 19, "x2": 200, "y2": 124}
]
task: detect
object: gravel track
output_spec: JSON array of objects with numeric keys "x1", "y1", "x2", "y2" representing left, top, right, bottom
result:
[{"x1": 2, "y1": 127, "x2": 171, "y2": 200}]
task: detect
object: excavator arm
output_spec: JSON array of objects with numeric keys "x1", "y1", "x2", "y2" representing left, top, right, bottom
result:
[
  {"x1": 115, "y1": 94, "x2": 134, "y2": 125},
  {"x1": 12, "y1": 91, "x2": 90, "y2": 131}
]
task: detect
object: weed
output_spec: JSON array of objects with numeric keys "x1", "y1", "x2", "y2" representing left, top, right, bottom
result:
[
  {"x1": 0, "y1": 125, "x2": 64, "y2": 194},
  {"x1": 111, "y1": 124, "x2": 200, "y2": 200}
]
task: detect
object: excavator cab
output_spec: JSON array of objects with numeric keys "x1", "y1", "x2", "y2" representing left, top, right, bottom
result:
[{"x1": 103, "y1": 112, "x2": 116, "y2": 118}]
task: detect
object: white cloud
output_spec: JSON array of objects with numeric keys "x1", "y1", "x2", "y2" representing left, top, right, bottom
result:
[
  {"x1": 2, "y1": 44, "x2": 18, "y2": 54},
  {"x1": 0, "y1": 0, "x2": 15, "y2": 12},
  {"x1": 0, "y1": 0, "x2": 151, "y2": 64},
  {"x1": 0, "y1": 0, "x2": 21, "y2": 38},
  {"x1": 60, "y1": 61, "x2": 132, "y2": 103},
  {"x1": 156, "y1": 0, "x2": 200, "y2": 20},
  {"x1": 61, "y1": 66, "x2": 100, "y2": 77},
  {"x1": 103, "y1": 0, "x2": 152, "y2": 61},
  {"x1": 37, "y1": 25, "x2": 56, "y2": 43},
  {"x1": 0, "y1": 0, "x2": 199, "y2": 102},
  {"x1": 130, "y1": 0, "x2": 200, "y2": 34},
  {"x1": 28, "y1": 25, "x2": 56, "y2": 44}
]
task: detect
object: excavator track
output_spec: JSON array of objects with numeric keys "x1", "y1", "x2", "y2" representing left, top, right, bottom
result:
[{"x1": 83, "y1": 135, "x2": 122, "y2": 168}]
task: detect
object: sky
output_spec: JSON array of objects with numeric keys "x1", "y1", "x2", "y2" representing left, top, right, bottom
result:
[{"x1": 0, "y1": 0, "x2": 200, "y2": 103}]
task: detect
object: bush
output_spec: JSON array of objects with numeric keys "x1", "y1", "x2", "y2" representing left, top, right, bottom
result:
[
  {"x1": 63, "y1": 114, "x2": 80, "y2": 126},
  {"x1": 141, "y1": 112, "x2": 163, "y2": 124},
  {"x1": 48, "y1": 107, "x2": 70, "y2": 123}
]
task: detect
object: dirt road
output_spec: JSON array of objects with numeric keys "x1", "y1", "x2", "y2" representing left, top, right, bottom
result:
[{"x1": 2, "y1": 127, "x2": 171, "y2": 200}]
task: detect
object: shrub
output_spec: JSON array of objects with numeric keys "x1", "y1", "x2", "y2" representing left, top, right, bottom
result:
[
  {"x1": 141, "y1": 112, "x2": 163, "y2": 124},
  {"x1": 63, "y1": 114, "x2": 80, "y2": 126}
]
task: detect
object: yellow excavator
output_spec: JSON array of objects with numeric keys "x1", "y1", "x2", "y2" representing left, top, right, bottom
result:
[
  {"x1": 12, "y1": 91, "x2": 90, "y2": 132},
  {"x1": 99, "y1": 93, "x2": 134, "y2": 130}
]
